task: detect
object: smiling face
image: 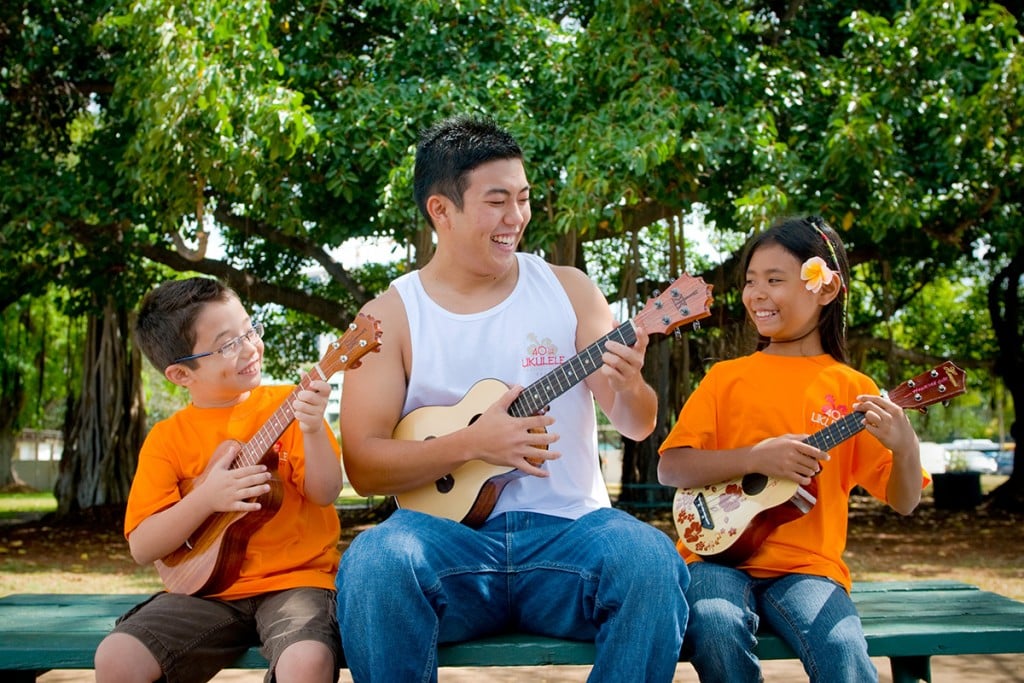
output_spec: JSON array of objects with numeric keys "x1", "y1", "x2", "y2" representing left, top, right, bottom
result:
[
  {"x1": 432, "y1": 156, "x2": 531, "y2": 279},
  {"x1": 742, "y1": 242, "x2": 829, "y2": 355},
  {"x1": 166, "y1": 295, "x2": 264, "y2": 408}
]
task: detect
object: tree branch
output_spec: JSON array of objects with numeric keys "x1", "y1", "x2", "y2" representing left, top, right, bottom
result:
[
  {"x1": 847, "y1": 334, "x2": 994, "y2": 373},
  {"x1": 212, "y1": 207, "x2": 372, "y2": 308},
  {"x1": 136, "y1": 242, "x2": 361, "y2": 330},
  {"x1": 67, "y1": 219, "x2": 362, "y2": 330}
]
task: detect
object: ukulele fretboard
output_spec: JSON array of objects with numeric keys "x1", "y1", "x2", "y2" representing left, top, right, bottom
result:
[
  {"x1": 804, "y1": 411, "x2": 866, "y2": 452},
  {"x1": 236, "y1": 366, "x2": 324, "y2": 467}
]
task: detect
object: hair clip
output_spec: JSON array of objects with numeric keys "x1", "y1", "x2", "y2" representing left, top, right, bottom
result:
[
  {"x1": 801, "y1": 256, "x2": 837, "y2": 294},
  {"x1": 804, "y1": 215, "x2": 850, "y2": 336}
]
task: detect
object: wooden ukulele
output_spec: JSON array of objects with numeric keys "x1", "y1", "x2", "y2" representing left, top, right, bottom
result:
[
  {"x1": 155, "y1": 314, "x2": 382, "y2": 595},
  {"x1": 672, "y1": 361, "x2": 967, "y2": 566},
  {"x1": 394, "y1": 273, "x2": 714, "y2": 527}
]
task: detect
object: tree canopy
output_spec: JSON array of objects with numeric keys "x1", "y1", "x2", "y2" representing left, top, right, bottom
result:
[{"x1": 2, "y1": 0, "x2": 1022, "y2": 508}]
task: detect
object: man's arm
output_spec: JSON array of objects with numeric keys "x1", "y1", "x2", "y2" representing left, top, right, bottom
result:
[{"x1": 554, "y1": 265, "x2": 657, "y2": 442}]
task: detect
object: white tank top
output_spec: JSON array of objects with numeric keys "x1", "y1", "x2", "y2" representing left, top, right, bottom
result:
[{"x1": 393, "y1": 252, "x2": 610, "y2": 520}]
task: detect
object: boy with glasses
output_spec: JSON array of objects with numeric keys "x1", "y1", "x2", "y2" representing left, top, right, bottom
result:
[{"x1": 94, "y1": 277, "x2": 344, "y2": 683}]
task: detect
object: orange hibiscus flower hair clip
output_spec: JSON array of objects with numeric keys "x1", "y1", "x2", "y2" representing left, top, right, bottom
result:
[
  {"x1": 800, "y1": 256, "x2": 837, "y2": 293},
  {"x1": 803, "y1": 214, "x2": 849, "y2": 338}
]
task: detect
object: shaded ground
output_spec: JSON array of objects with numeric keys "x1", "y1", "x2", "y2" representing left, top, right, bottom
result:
[
  {"x1": 4, "y1": 492, "x2": 1024, "y2": 681},
  {"x1": 1, "y1": 490, "x2": 1023, "y2": 599},
  {"x1": 843, "y1": 490, "x2": 1024, "y2": 599},
  {"x1": 640, "y1": 489, "x2": 1024, "y2": 600}
]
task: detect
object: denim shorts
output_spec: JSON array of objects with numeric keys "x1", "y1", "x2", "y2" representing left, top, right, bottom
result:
[{"x1": 112, "y1": 587, "x2": 342, "y2": 683}]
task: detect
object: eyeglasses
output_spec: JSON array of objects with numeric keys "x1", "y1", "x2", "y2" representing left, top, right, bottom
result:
[{"x1": 172, "y1": 322, "x2": 265, "y2": 364}]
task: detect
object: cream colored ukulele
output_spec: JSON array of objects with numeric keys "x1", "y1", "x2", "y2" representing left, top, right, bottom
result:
[
  {"x1": 155, "y1": 314, "x2": 382, "y2": 595},
  {"x1": 672, "y1": 361, "x2": 967, "y2": 565},
  {"x1": 395, "y1": 274, "x2": 714, "y2": 527}
]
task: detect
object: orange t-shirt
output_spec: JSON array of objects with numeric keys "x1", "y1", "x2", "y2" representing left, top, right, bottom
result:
[
  {"x1": 659, "y1": 353, "x2": 922, "y2": 591},
  {"x1": 125, "y1": 385, "x2": 342, "y2": 599}
]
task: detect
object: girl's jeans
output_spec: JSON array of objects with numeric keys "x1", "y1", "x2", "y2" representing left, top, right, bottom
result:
[{"x1": 684, "y1": 562, "x2": 876, "y2": 682}]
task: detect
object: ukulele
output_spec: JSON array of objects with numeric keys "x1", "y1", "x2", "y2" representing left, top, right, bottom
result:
[
  {"x1": 673, "y1": 361, "x2": 967, "y2": 566},
  {"x1": 394, "y1": 273, "x2": 714, "y2": 527},
  {"x1": 155, "y1": 314, "x2": 383, "y2": 595}
]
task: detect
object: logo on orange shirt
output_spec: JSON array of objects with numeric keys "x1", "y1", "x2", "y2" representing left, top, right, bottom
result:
[{"x1": 811, "y1": 393, "x2": 849, "y2": 426}]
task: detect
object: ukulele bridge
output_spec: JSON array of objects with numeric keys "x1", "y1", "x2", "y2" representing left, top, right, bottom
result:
[
  {"x1": 790, "y1": 486, "x2": 817, "y2": 514},
  {"x1": 693, "y1": 492, "x2": 715, "y2": 530}
]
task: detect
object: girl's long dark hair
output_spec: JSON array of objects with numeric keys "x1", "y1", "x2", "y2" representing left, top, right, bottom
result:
[{"x1": 741, "y1": 215, "x2": 851, "y2": 363}]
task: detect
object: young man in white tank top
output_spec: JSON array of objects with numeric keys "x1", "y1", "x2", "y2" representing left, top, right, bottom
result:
[{"x1": 335, "y1": 115, "x2": 689, "y2": 682}]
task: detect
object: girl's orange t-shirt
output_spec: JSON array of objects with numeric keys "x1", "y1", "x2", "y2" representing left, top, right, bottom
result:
[{"x1": 660, "y1": 353, "x2": 924, "y2": 591}]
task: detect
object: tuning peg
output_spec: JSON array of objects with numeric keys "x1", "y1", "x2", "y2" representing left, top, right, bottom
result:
[{"x1": 674, "y1": 328, "x2": 682, "y2": 340}]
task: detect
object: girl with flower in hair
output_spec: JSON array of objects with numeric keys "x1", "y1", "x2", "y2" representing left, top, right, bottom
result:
[{"x1": 658, "y1": 216, "x2": 924, "y2": 682}]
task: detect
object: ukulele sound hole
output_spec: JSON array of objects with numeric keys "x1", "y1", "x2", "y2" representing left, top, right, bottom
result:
[
  {"x1": 419, "y1": 435, "x2": 455, "y2": 494},
  {"x1": 741, "y1": 473, "x2": 769, "y2": 495}
]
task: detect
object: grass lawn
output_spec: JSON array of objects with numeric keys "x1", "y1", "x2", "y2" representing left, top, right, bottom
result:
[
  {"x1": 0, "y1": 489, "x2": 376, "y2": 518},
  {"x1": 0, "y1": 491, "x2": 59, "y2": 519},
  {"x1": 1, "y1": 477, "x2": 1022, "y2": 600},
  {"x1": 0, "y1": 487, "x2": 378, "y2": 595}
]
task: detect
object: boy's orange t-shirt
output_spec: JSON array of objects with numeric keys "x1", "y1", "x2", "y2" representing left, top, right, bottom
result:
[
  {"x1": 659, "y1": 352, "x2": 922, "y2": 591},
  {"x1": 125, "y1": 384, "x2": 342, "y2": 600}
]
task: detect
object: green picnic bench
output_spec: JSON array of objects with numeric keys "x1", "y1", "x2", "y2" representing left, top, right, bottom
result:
[
  {"x1": 1, "y1": 580, "x2": 1022, "y2": 682},
  {"x1": 614, "y1": 482, "x2": 675, "y2": 511}
]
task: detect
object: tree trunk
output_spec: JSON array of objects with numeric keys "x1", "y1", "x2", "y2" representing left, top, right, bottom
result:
[
  {"x1": 987, "y1": 245, "x2": 1024, "y2": 512},
  {"x1": 618, "y1": 331, "x2": 676, "y2": 507},
  {"x1": 54, "y1": 298, "x2": 145, "y2": 516},
  {"x1": 0, "y1": 420, "x2": 24, "y2": 491},
  {"x1": 0, "y1": 305, "x2": 29, "y2": 489},
  {"x1": 0, "y1": 432, "x2": 25, "y2": 490}
]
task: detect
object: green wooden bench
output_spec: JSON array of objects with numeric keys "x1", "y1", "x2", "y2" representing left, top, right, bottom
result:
[
  {"x1": 614, "y1": 482, "x2": 675, "y2": 511},
  {"x1": 1, "y1": 580, "x2": 1022, "y2": 682}
]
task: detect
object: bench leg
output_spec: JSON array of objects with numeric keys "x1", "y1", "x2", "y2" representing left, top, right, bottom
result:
[{"x1": 890, "y1": 655, "x2": 931, "y2": 683}]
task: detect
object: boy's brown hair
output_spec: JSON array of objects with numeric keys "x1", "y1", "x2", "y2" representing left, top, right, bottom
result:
[{"x1": 135, "y1": 278, "x2": 237, "y2": 371}]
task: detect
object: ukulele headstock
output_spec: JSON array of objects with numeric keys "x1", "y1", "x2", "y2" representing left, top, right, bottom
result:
[
  {"x1": 634, "y1": 273, "x2": 714, "y2": 337},
  {"x1": 888, "y1": 361, "x2": 967, "y2": 413},
  {"x1": 319, "y1": 314, "x2": 383, "y2": 376}
]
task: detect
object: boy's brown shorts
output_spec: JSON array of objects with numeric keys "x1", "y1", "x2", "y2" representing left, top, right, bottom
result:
[{"x1": 111, "y1": 587, "x2": 342, "y2": 683}]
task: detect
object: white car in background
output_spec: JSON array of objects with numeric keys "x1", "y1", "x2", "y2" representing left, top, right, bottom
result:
[
  {"x1": 943, "y1": 439, "x2": 1000, "y2": 474},
  {"x1": 918, "y1": 442, "x2": 948, "y2": 474},
  {"x1": 919, "y1": 440, "x2": 1003, "y2": 475},
  {"x1": 947, "y1": 449, "x2": 999, "y2": 474}
]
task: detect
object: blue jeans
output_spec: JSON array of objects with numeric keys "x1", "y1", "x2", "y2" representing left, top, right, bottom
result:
[
  {"x1": 336, "y1": 507, "x2": 689, "y2": 682},
  {"x1": 683, "y1": 563, "x2": 875, "y2": 683}
]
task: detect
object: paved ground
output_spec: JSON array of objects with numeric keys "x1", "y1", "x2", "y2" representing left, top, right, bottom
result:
[{"x1": 37, "y1": 653, "x2": 1024, "y2": 681}]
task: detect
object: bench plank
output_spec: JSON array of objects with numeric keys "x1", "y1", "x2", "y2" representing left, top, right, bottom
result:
[{"x1": 0, "y1": 580, "x2": 1022, "y2": 681}]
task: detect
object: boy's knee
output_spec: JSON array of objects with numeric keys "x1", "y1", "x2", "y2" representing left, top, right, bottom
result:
[
  {"x1": 94, "y1": 633, "x2": 161, "y2": 682},
  {"x1": 275, "y1": 640, "x2": 337, "y2": 683}
]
